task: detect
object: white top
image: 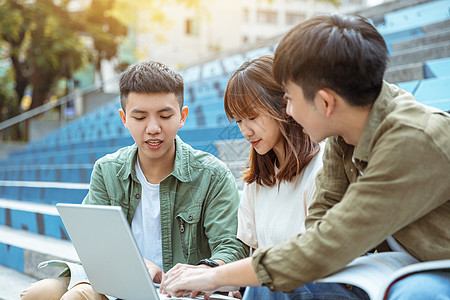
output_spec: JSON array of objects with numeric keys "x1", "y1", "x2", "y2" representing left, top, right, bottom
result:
[
  {"x1": 237, "y1": 143, "x2": 324, "y2": 249},
  {"x1": 131, "y1": 159, "x2": 163, "y2": 269}
]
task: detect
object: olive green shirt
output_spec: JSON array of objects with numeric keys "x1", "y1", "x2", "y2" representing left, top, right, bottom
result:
[
  {"x1": 83, "y1": 136, "x2": 249, "y2": 272},
  {"x1": 252, "y1": 82, "x2": 450, "y2": 292}
]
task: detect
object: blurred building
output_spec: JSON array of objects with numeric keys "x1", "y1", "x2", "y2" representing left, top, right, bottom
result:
[{"x1": 134, "y1": 0, "x2": 371, "y2": 68}]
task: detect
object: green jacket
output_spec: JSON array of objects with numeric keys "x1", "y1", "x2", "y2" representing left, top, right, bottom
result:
[
  {"x1": 83, "y1": 136, "x2": 249, "y2": 272},
  {"x1": 252, "y1": 82, "x2": 450, "y2": 292}
]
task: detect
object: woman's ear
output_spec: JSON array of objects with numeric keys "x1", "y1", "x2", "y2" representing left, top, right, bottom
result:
[{"x1": 179, "y1": 106, "x2": 189, "y2": 129}]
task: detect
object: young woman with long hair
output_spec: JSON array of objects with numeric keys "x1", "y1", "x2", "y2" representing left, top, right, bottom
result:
[{"x1": 224, "y1": 55, "x2": 324, "y2": 299}]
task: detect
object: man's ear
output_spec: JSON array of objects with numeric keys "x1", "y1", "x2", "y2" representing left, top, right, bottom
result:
[
  {"x1": 179, "y1": 106, "x2": 189, "y2": 129},
  {"x1": 119, "y1": 109, "x2": 128, "y2": 129},
  {"x1": 317, "y1": 89, "x2": 336, "y2": 118}
]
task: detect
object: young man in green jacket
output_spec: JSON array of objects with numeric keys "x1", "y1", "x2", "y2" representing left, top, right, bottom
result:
[
  {"x1": 160, "y1": 14, "x2": 450, "y2": 299},
  {"x1": 21, "y1": 61, "x2": 248, "y2": 299}
]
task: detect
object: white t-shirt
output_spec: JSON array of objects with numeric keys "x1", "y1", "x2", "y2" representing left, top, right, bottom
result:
[
  {"x1": 131, "y1": 159, "x2": 163, "y2": 269},
  {"x1": 237, "y1": 143, "x2": 324, "y2": 249}
]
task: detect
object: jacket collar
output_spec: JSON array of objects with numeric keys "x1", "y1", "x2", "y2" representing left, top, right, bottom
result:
[
  {"x1": 353, "y1": 81, "x2": 394, "y2": 163},
  {"x1": 118, "y1": 135, "x2": 191, "y2": 183},
  {"x1": 171, "y1": 135, "x2": 192, "y2": 183}
]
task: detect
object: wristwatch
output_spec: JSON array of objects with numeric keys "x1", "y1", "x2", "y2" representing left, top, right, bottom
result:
[{"x1": 196, "y1": 258, "x2": 219, "y2": 268}]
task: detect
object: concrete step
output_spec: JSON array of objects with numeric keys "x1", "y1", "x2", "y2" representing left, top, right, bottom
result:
[
  {"x1": 385, "y1": 62, "x2": 424, "y2": 83},
  {"x1": 385, "y1": 56, "x2": 450, "y2": 84},
  {"x1": 0, "y1": 225, "x2": 79, "y2": 280},
  {"x1": 391, "y1": 28, "x2": 450, "y2": 52},
  {"x1": 0, "y1": 264, "x2": 37, "y2": 300},
  {"x1": 388, "y1": 40, "x2": 450, "y2": 67},
  {"x1": 422, "y1": 18, "x2": 450, "y2": 34}
]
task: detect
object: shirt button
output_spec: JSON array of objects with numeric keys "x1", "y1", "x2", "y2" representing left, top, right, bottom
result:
[
  {"x1": 188, "y1": 215, "x2": 193, "y2": 221},
  {"x1": 135, "y1": 193, "x2": 140, "y2": 199}
]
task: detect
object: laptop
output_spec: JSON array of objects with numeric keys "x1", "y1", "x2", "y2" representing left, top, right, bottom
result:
[{"x1": 56, "y1": 203, "x2": 235, "y2": 300}]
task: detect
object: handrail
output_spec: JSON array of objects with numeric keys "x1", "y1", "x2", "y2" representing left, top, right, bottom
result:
[{"x1": 0, "y1": 75, "x2": 120, "y2": 132}]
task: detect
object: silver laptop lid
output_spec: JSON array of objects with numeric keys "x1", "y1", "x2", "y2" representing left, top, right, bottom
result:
[{"x1": 56, "y1": 203, "x2": 159, "y2": 300}]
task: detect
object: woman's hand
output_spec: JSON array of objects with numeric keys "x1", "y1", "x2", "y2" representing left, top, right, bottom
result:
[
  {"x1": 143, "y1": 258, "x2": 164, "y2": 284},
  {"x1": 160, "y1": 257, "x2": 257, "y2": 298}
]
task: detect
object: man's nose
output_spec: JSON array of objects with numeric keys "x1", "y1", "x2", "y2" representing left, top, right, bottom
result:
[{"x1": 146, "y1": 118, "x2": 161, "y2": 134}]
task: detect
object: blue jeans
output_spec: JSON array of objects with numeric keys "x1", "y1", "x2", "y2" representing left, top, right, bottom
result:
[
  {"x1": 386, "y1": 270, "x2": 450, "y2": 300},
  {"x1": 243, "y1": 282, "x2": 369, "y2": 300}
]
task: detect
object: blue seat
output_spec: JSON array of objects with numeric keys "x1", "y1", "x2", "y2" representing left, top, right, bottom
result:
[
  {"x1": 180, "y1": 65, "x2": 201, "y2": 83},
  {"x1": 222, "y1": 54, "x2": 246, "y2": 74},
  {"x1": 21, "y1": 168, "x2": 38, "y2": 181},
  {"x1": 374, "y1": 0, "x2": 450, "y2": 52},
  {"x1": 6, "y1": 169, "x2": 20, "y2": 181},
  {"x1": 10, "y1": 209, "x2": 40, "y2": 233},
  {"x1": 43, "y1": 214, "x2": 69, "y2": 240},
  {"x1": 52, "y1": 153, "x2": 70, "y2": 165},
  {"x1": 414, "y1": 76, "x2": 450, "y2": 111},
  {"x1": 0, "y1": 243, "x2": 23, "y2": 272},
  {"x1": 2, "y1": 186, "x2": 20, "y2": 200},
  {"x1": 21, "y1": 187, "x2": 43, "y2": 202},
  {"x1": 60, "y1": 168, "x2": 77, "y2": 183},
  {"x1": 0, "y1": 207, "x2": 69, "y2": 240},
  {"x1": 202, "y1": 60, "x2": 225, "y2": 79},
  {"x1": 112, "y1": 136, "x2": 134, "y2": 148},
  {"x1": 396, "y1": 81, "x2": 420, "y2": 94},
  {"x1": 43, "y1": 187, "x2": 88, "y2": 205},
  {"x1": 72, "y1": 151, "x2": 92, "y2": 164},
  {"x1": 424, "y1": 57, "x2": 450, "y2": 79},
  {"x1": 178, "y1": 123, "x2": 241, "y2": 145},
  {"x1": 35, "y1": 155, "x2": 50, "y2": 165},
  {"x1": 39, "y1": 168, "x2": 57, "y2": 182},
  {"x1": 59, "y1": 166, "x2": 90, "y2": 183}
]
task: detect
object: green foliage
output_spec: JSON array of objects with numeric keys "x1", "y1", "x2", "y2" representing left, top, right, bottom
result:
[{"x1": 0, "y1": 0, "x2": 128, "y2": 140}]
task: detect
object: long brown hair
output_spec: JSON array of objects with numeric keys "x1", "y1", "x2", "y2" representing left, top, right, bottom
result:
[{"x1": 224, "y1": 55, "x2": 319, "y2": 187}]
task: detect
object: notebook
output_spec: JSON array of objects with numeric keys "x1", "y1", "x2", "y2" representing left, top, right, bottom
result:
[{"x1": 56, "y1": 203, "x2": 234, "y2": 300}]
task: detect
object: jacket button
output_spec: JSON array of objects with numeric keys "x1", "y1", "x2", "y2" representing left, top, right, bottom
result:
[
  {"x1": 188, "y1": 215, "x2": 193, "y2": 221},
  {"x1": 135, "y1": 193, "x2": 140, "y2": 199}
]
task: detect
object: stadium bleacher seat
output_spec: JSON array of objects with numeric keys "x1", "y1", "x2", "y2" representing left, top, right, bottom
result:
[
  {"x1": 413, "y1": 76, "x2": 450, "y2": 111},
  {"x1": 423, "y1": 57, "x2": 450, "y2": 78},
  {"x1": 375, "y1": 0, "x2": 450, "y2": 51}
]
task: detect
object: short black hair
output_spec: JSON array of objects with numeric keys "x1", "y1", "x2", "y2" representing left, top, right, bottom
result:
[
  {"x1": 119, "y1": 60, "x2": 184, "y2": 111},
  {"x1": 274, "y1": 14, "x2": 388, "y2": 106}
]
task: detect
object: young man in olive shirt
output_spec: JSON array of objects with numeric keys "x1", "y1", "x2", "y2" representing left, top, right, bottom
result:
[
  {"x1": 161, "y1": 14, "x2": 450, "y2": 299},
  {"x1": 21, "y1": 61, "x2": 248, "y2": 299}
]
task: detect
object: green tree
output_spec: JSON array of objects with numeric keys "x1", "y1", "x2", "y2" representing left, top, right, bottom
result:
[
  {"x1": 0, "y1": 0, "x2": 128, "y2": 112},
  {"x1": 0, "y1": 54, "x2": 22, "y2": 140},
  {"x1": 0, "y1": 0, "x2": 88, "y2": 110}
]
